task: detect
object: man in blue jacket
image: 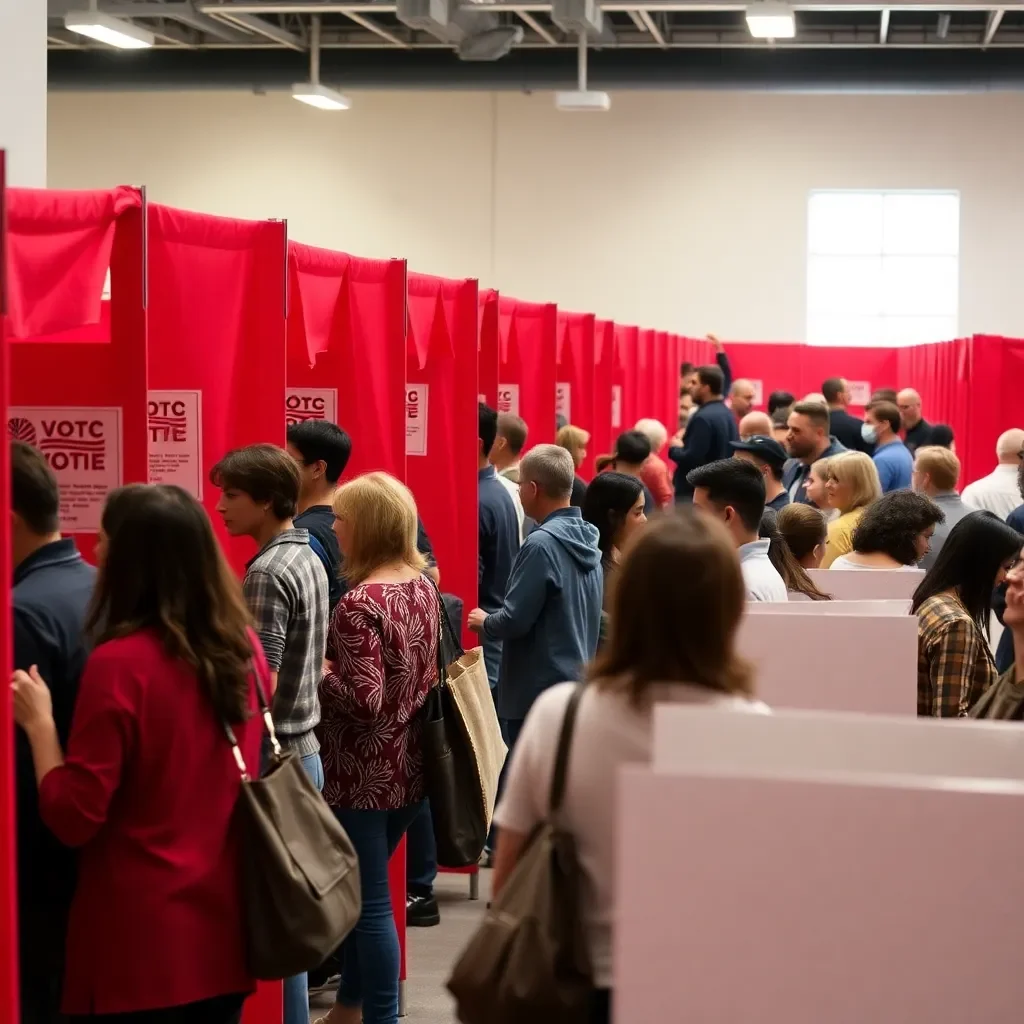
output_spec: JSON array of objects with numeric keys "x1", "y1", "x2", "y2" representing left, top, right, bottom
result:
[
  {"x1": 670, "y1": 363, "x2": 739, "y2": 502},
  {"x1": 468, "y1": 444, "x2": 603, "y2": 751}
]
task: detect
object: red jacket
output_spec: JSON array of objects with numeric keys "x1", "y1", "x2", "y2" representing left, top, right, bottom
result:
[
  {"x1": 640, "y1": 454, "x2": 674, "y2": 508},
  {"x1": 38, "y1": 628, "x2": 266, "y2": 1015}
]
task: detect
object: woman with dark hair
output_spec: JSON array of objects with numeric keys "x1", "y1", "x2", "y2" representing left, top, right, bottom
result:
[
  {"x1": 490, "y1": 511, "x2": 767, "y2": 1024},
  {"x1": 911, "y1": 511, "x2": 1022, "y2": 717},
  {"x1": 11, "y1": 485, "x2": 265, "y2": 1023},
  {"x1": 829, "y1": 491, "x2": 944, "y2": 571},
  {"x1": 759, "y1": 512, "x2": 831, "y2": 601},
  {"x1": 776, "y1": 504, "x2": 828, "y2": 569}
]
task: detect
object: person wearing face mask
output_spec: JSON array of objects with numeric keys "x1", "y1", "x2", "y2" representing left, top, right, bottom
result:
[
  {"x1": 729, "y1": 435, "x2": 790, "y2": 514},
  {"x1": 669, "y1": 364, "x2": 739, "y2": 503},
  {"x1": 864, "y1": 401, "x2": 914, "y2": 494}
]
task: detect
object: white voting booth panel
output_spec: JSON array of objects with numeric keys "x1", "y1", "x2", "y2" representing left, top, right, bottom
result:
[
  {"x1": 746, "y1": 599, "x2": 909, "y2": 615},
  {"x1": 809, "y1": 567, "x2": 924, "y2": 600},
  {"x1": 652, "y1": 705, "x2": 1024, "y2": 781},
  {"x1": 738, "y1": 612, "x2": 917, "y2": 714},
  {"x1": 616, "y1": 767, "x2": 1024, "y2": 1024}
]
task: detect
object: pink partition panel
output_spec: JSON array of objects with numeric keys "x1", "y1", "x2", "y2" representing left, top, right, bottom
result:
[
  {"x1": 746, "y1": 599, "x2": 909, "y2": 615},
  {"x1": 7, "y1": 188, "x2": 148, "y2": 564},
  {"x1": 592, "y1": 320, "x2": 614, "y2": 469},
  {"x1": 617, "y1": 769, "x2": 1024, "y2": 1024},
  {"x1": 477, "y1": 289, "x2": 499, "y2": 408},
  {"x1": 407, "y1": 272, "x2": 478, "y2": 648},
  {"x1": 149, "y1": 205, "x2": 286, "y2": 577},
  {"x1": 556, "y1": 311, "x2": 596, "y2": 478},
  {"x1": 738, "y1": 612, "x2": 917, "y2": 714},
  {"x1": 809, "y1": 568, "x2": 924, "y2": 601},
  {"x1": 498, "y1": 298, "x2": 557, "y2": 450}
]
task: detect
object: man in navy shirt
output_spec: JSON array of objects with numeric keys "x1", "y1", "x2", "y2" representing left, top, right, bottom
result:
[
  {"x1": 670, "y1": 363, "x2": 739, "y2": 502},
  {"x1": 11, "y1": 441, "x2": 96, "y2": 1024}
]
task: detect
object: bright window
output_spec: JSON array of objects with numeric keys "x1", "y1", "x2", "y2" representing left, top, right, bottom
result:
[{"x1": 806, "y1": 191, "x2": 959, "y2": 346}]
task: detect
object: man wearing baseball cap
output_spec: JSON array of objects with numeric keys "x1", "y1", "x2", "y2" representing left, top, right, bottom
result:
[{"x1": 730, "y1": 435, "x2": 791, "y2": 513}]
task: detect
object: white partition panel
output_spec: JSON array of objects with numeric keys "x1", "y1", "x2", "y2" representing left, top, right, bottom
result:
[
  {"x1": 616, "y1": 767, "x2": 1024, "y2": 1024},
  {"x1": 738, "y1": 612, "x2": 917, "y2": 714},
  {"x1": 810, "y1": 567, "x2": 924, "y2": 600}
]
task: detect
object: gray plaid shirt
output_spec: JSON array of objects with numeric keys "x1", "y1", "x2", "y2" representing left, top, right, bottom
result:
[{"x1": 243, "y1": 528, "x2": 328, "y2": 755}]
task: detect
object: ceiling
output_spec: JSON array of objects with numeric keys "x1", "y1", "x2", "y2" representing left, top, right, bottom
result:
[{"x1": 46, "y1": 0, "x2": 1024, "y2": 90}]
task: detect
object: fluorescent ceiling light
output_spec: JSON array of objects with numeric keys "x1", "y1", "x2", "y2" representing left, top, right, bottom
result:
[
  {"x1": 746, "y1": 1, "x2": 796, "y2": 38},
  {"x1": 291, "y1": 82, "x2": 351, "y2": 111},
  {"x1": 64, "y1": 10, "x2": 155, "y2": 49}
]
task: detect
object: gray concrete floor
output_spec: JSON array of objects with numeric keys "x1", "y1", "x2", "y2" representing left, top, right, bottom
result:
[{"x1": 309, "y1": 870, "x2": 491, "y2": 1023}]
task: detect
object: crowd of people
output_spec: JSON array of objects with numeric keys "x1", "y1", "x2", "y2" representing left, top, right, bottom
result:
[{"x1": 8, "y1": 344, "x2": 1024, "y2": 1024}]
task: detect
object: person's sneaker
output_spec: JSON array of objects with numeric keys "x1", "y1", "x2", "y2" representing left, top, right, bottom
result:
[{"x1": 406, "y1": 892, "x2": 441, "y2": 927}]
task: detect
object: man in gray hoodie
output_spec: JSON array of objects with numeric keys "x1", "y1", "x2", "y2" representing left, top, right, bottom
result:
[{"x1": 468, "y1": 444, "x2": 604, "y2": 749}]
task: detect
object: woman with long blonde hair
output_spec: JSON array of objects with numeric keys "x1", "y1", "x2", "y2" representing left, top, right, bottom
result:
[{"x1": 556, "y1": 424, "x2": 591, "y2": 508}]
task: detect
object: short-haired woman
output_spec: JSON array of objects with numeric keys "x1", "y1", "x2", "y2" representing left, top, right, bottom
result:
[
  {"x1": 830, "y1": 491, "x2": 944, "y2": 571},
  {"x1": 556, "y1": 424, "x2": 591, "y2": 508},
  {"x1": 633, "y1": 418, "x2": 673, "y2": 508},
  {"x1": 821, "y1": 452, "x2": 883, "y2": 568},
  {"x1": 912, "y1": 511, "x2": 1022, "y2": 717},
  {"x1": 776, "y1": 503, "x2": 828, "y2": 569},
  {"x1": 12, "y1": 485, "x2": 266, "y2": 1023},
  {"x1": 317, "y1": 472, "x2": 439, "y2": 1024},
  {"x1": 490, "y1": 510, "x2": 768, "y2": 1024},
  {"x1": 804, "y1": 458, "x2": 835, "y2": 520}
]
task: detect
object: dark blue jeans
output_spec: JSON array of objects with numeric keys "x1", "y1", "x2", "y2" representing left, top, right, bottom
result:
[
  {"x1": 405, "y1": 799, "x2": 437, "y2": 898},
  {"x1": 334, "y1": 802, "x2": 425, "y2": 1024}
]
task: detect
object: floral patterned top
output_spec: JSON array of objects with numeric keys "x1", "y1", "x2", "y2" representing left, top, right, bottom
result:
[{"x1": 319, "y1": 575, "x2": 439, "y2": 810}]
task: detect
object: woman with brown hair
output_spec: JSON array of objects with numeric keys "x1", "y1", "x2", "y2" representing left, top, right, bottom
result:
[
  {"x1": 776, "y1": 503, "x2": 828, "y2": 569},
  {"x1": 11, "y1": 485, "x2": 266, "y2": 1023},
  {"x1": 556, "y1": 423, "x2": 591, "y2": 508},
  {"x1": 490, "y1": 510, "x2": 767, "y2": 1024}
]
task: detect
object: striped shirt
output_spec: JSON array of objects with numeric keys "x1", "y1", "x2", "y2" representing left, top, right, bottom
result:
[{"x1": 243, "y1": 528, "x2": 328, "y2": 755}]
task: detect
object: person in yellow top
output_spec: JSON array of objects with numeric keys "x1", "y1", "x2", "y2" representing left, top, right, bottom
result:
[{"x1": 821, "y1": 451, "x2": 883, "y2": 568}]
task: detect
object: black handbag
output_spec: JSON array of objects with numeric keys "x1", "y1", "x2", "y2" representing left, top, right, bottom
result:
[{"x1": 420, "y1": 584, "x2": 491, "y2": 867}]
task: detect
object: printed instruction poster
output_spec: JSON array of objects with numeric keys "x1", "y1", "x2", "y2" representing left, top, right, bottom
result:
[
  {"x1": 285, "y1": 388, "x2": 338, "y2": 426},
  {"x1": 8, "y1": 406, "x2": 123, "y2": 532},
  {"x1": 148, "y1": 390, "x2": 203, "y2": 499},
  {"x1": 497, "y1": 384, "x2": 520, "y2": 418},
  {"x1": 751, "y1": 380, "x2": 764, "y2": 408},
  {"x1": 847, "y1": 381, "x2": 872, "y2": 406},
  {"x1": 556, "y1": 382, "x2": 572, "y2": 423},
  {"x1": 406, "y1": 383, "x2": 429, "y2": 456},
  {"x1": 611, "y1": 385, "x2": 623, "y2": 429}
]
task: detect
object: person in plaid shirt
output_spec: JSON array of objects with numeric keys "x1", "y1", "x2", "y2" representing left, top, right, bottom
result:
[
  {"x1": 211, "y1": 443, "x2": 328, "y2": 1024},
  {"x1": 912, "y1": 511, "x2": 1023, "y2": 717}
]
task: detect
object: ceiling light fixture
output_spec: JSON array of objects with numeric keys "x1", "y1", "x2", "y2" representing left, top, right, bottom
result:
[
  {"x1": 745, "y1": 1, "x2": 796, "y2": 39},
  {"x1": 64, "y1": 9, "x2": 155, "y2": 49},
  {"x1": 292, "y1": 15, "x2": 351, "y2": 111},
  {"x1": 555, "y1": 32, "x2": 611, "y2": 112}
]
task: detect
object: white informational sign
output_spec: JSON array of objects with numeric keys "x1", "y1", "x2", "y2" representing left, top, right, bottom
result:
[
  {"x1": 406, "y1": 383, "x2": 429, "y2": 456},
  {"x1": 148, "y1": 390, "x2": 203, "y2": 499},
  {"x1": 611, "y1": 385, "x2": 623, "y2": 429},
  {"x1": 8, "y1": 406, "x2": 122, "y2": 532},
  {"x1": 556, "y1": 382, "x2": 572, "y2": 423},
  {"x1": 751, "y1": 379, "x2": 764, "y2": 407},
  {"x1": 847, "y1": 380, "x2": 872, "y2": 406},
  {"x1": 497, "y1": 383, "x2": 520, "y2": 418},
  {"x1": 478, "y1": 393, "x2": 487, "y2": 405},
  {"x1": 285, "y1": 388, "x2": 338, "y2": 426}
]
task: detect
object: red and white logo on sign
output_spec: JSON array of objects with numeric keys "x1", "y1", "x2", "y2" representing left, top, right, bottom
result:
[{"x1": 286, "y1": 388, "x2": 338, "y2": 426}]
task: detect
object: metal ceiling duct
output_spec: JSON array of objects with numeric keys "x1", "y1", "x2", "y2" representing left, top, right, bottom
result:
[
  {"x1": 396, "y1": 0, "x2": 519, "y2": 58},
  {"x1": 551, "y1": 0, "x2": 603, "y2": 39}
]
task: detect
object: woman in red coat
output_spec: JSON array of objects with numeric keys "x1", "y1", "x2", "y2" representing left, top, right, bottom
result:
[{"x1": 12, "y1": 484, "x2": 267, "y2": 1023}]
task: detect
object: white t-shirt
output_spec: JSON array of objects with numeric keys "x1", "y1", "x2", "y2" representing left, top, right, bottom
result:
[
  {"x1": 496, "y1": 472, "x2": 527, "y2": 542},
  {"x1": 492, "y1": 680, "x2": 770, "y2": 987},
  {"x1": 828, "y1": 555, "x2": 918, "y2": 571},
  {"x1": 961, "y1": 464, "x2": 1022, "y2": 521}
]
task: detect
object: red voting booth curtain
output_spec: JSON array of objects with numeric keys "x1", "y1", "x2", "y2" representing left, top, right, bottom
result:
[
  {"x1": 288, "y1": 243, "x2": 407, "y2": 484},
  {"x1": 148, "y1": 205, "x2": 286, "y2": 577},
  {"x1": 556, "y1": 312, "x2": 596, "y2": 479},
  {"x1": 478, "y1": 289, "x2": 499, "y2": 408},
  {"x1": 633, "y1": 329, "x2": 656, "y2": 426},
  {"x1": 592, "y1": 320, "x2": 615, "y2": 468},
  {"x1": 406, "y1": 272, "x2": 478, "y2": 648},
  {"x1": 498, "y1": 298, "x2": 557, "y2": 450},
  {"x1": 7, "y1": 188, "x2": 148, "y2": 564},
  {"x1": 615, "y1": 325, "x2": 638, "y2": 444}
]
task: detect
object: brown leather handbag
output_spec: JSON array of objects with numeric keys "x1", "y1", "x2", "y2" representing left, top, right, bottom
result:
[
  {"x1": 223, "y1": 678, "x2": 362, "y2": 980},
  {"x1": 447, "y1": 684, "x2": 593, "y2": 1024}
]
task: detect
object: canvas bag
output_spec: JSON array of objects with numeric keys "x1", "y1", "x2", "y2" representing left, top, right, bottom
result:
[
  {"x1": 447, "y1": 684, "x2": 593, "y2": 1024},
  {"x1": 421, "y1": 582, "x2": 507, "y2": 867},
  {"x1": 223, "y1": 677, "x2": 362, "y2": 980}
]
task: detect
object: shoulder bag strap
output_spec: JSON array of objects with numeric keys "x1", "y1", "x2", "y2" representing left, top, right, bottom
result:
[
  {"x1": 548, "y1": 684, "x2": 586, "y2": 816},
  {"x1": 221, "y1": 660, "x2": 281, "y2": 780},
  {"x1": 423, "y1": 572, "x2": 457, "y2": 688}
]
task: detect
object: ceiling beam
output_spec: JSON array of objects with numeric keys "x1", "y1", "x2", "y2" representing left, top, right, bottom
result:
[
  {"x1": 342, "y1": 9, "x2": 411, "y2": 46},
  {"x1": 983, "y1": 7, "x2": 1004, "y2": 46},
  {"x1": 879, "y1": 7, "x2": 889, "y2": 41},
  {"x1": 517, "y1": 9, "x2": 558, "y2": 43},
  {"x1": 85, "y1": 1, "x2": 252, "y2": 40},
  {"x1": 638, "y1": 7, "x2": 666, "y2": 45},
  {"x1": 195, "y1": 1, "x2": 1024, "y2": 12},
  {"x1": 208, "y1": 10, "x2": 306, "y2": 48}
]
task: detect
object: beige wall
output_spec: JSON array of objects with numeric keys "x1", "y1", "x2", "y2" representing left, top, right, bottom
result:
[{"x1": 47, "y1": 89, "x2": 1024, "y2": 340}]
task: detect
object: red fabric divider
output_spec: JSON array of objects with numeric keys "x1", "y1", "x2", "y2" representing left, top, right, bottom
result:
[
  {"x1": 615, "y1": 325, "x2": 638, "y2": 442},
  {"x1": 406, "y1": 271, "x2": 478, "y2": 649},
  {"x1": 592, "y1": 320, "x2": 615, "y2": 466},
  {"x1": 478, "y1": 289, "x2": 499, "y2": 408},
  {"x1": 556, "y1": 312, "x2": 596, "y2": 478},
  {"x1": 148, "y1": 204, "x2": 286, "y2": 577},
  {"x1": 0, "y1": 150, "x2": 17, "y2": 1024},
  {"x1": 287, "y1": 243, "x2": 407, "y2": 482},
  {"x1": 4, "y1": 187, "x2": 140, "y2": 340},
  {"x1": 8, "y1": 189, "x2": 148, "y2": 564},
  {"x1": 498, "y1": 298, "x2": 557, "y2": 449},
  {"x1": 633, "y1": 328, "x2": 656, "y2": 424}
]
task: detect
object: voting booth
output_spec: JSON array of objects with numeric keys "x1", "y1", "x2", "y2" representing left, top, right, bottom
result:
[{"x1": 498, "y1": 297, "x2": 557, "y2": 449}]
